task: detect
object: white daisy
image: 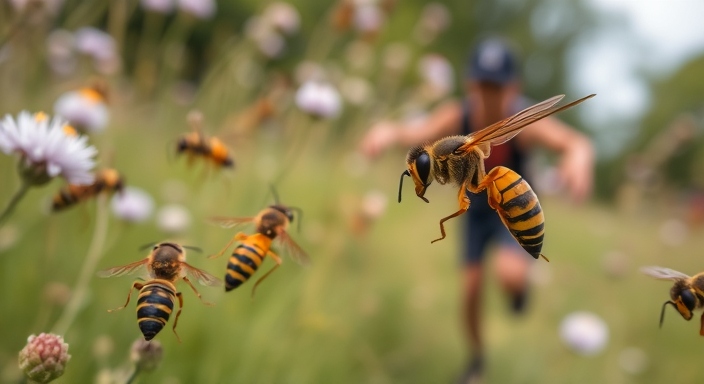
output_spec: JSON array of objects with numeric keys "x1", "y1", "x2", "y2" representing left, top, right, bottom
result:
[
  {"x1": 54, "y1": 89, "x2": 109, "y2": 133},
  {"x1": 0, "y1": 112, "x2": 96, "y2": 185},
  {"x1": 177, "y1": 0, "x2": 216, "y2": 19},
  {"x1": 111, "y1": 187, "x2": 154, "y2": 223},
  {"x1": 295, "y1": 81, "x2": 343, "y2": 119}
]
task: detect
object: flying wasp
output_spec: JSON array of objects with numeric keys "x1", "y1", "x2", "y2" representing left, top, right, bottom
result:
[
  {"x1": 642, "y1": 266, "x2": 704, "y2": 335},
  {"x1": 98, "y1": 242, "x2": 221, "y2": 342},
  {"x1": 209, "y1": 192, "x2": 309, "y2": 297},
  {"x1": 398, "y1": 94, "x2": 595, "y2": 260},
  {"x1": 176, "y1": 111, "x2": 234, "y2": 168},
  {"x1": 52, "y1": 168, "x2": 124, "y2": 212}
]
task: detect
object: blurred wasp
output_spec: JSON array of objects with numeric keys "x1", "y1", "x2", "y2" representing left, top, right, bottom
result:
[
  {"x1": 176, "y1": 111, "x2": 234, "y2": 168},
  {"x1": 52, "y1": 168, "x2": 125, "y2": 212},
  {"x1": 642, "y1": 266, "x2": 704, "y2": 335},
  {"x1": 398, "y1": 94, "x2": 595, "y2": 260},
  {"x1": 98, "y1": 242, "x2": 221, "y2": 342},
  {"x1": 209, "y1": 190, "x2": 309, "y2": 297}
]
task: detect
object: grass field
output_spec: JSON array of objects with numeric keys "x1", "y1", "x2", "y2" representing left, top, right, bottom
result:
[{"x1": 0, "y1": 104, "x2": 703, "y2": 384}]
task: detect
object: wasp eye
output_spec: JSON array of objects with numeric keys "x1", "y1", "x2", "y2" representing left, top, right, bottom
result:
[
  {"x1": 681, "y1": 290, "x2": 696, "y2": 311},
  {"x1": 416, "y1": 152, "x2": 431, "y2": 184}
]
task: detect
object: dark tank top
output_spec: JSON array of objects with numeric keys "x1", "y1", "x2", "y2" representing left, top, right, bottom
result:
[{"x1": 462, "y1": 96, "x2": 531, "y2": 215}]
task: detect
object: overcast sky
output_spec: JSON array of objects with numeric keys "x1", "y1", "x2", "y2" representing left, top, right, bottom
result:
[{"x1": 568, "y1": 0, "x2": 704, "y2": 157}]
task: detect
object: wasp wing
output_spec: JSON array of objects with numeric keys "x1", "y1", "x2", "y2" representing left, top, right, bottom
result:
[
  {"x1": 208, "y1": 216, "x2": 255, "y2": 229},
  {"x1": 182, "y1": 262, "x2": 223, "y2": 287},
  {"x1": 640, "y1": 266, "x2": 690, "y2": 281},
  {"x1": 455, "y1": 94, "x2": 595, "y2": 154},
  {"x1": 276, "y1": 229, "x2": 311, "y2": 267},
  {"x1": 97, "y1": 259, "x2": 149, "y2": 278}
]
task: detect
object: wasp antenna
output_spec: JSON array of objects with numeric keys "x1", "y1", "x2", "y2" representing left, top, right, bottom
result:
[
  {"x1": 269, "y1": 184, "x2": 281, "y2": 205},
  {"x1": 660, "y1": 300, "x2": 677, "y2": 328},
  {"x1": 398, "y1": 170, "x2": 410, "y2": 203},
  {"x1": 289, "y1": 206, "x2": 303, "y2": 233},
  {"x1": 183, "y1": 245, "x2": 203, "y2": 253},
  {"x1": 138, "y1": 242, "x2": 158, "y2": 251}
]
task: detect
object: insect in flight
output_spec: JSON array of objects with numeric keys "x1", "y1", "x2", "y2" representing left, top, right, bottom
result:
[
  {"x1": 52, "y1": 168, "x2": 124, "y2": 212},
  {"x1": 176, "y1": 111, "x2": 234, "y2": 169},
  {"x1": 209, "y1": 192, "x2": 309, "y2": 297},
  {"x1": 98, "y1": 242, "x2": 221, "y2": 342},
  {"x1": 398, "y1": 94, "x2": 596, "y2": 260},
  {"x1": 641, "y1": 266, "x2": 704, "y2": 335}
]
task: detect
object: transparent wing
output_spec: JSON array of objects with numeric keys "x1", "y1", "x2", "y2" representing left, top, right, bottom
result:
[
  {"x1": 182, "y1": 262, "x2": 223, "y2": 287},
  {"x1": 97, "y1": 259, "x2": 148, "y2": 278},
  {"x1": 208, "y1": 216, "x2": 255, "y2": 229},
  {"x1": 640, "y1": 266, "x2": 690, "y2": 281},
  {"x1": 276, "y1": 229, "x2": 311, "y2": 267},
  {"x1": 456, "y1": 94, "x2": 595, "y2": 154}
]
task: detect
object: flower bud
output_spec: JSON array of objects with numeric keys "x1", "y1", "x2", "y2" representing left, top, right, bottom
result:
[
  {"x1": 18, "y1": 333, "x2": 71, "y2": 383},
  {"x1": 130, "y1": 339, "x2": 163, "y2": 372}
]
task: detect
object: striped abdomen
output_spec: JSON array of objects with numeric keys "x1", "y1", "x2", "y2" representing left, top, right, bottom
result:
[
  {"x1": 487, "y1": 167, "x2": 544, "y2": 259},
  {"x1": 52, "y1": 185, "x2": 93, "y2": 211},
  {"x1": 225, "y1": 242, "x2": 266, "y2": 291},
  {"x1": 136, "y1": 281, "x2": 177, "y2": 341}
]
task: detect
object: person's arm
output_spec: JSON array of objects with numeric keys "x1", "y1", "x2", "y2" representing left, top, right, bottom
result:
[
  {"x1": 517, "y1": 116, "x2": 594, "y2": 203},
  {"x1": 359, "y1": 100, "x2": 463, "y2": 158}
]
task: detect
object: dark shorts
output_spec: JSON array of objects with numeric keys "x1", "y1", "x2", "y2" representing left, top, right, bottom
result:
[{"x1": 462, "y1": 193, "x2": 526, "y2": 265}]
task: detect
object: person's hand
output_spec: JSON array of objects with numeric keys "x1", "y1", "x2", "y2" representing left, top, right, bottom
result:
[
  {"x1": 358, "y1": 121, "x2": 398, "y2": 159},
  {"x1": 558, "y1": 137, "x2": 594, "y2": 204}
]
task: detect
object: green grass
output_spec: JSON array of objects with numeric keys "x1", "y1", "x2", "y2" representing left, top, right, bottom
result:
[
  {"x1": 2, "y1": 107, "x2": 704, "y2": 384},
  {"x1": 0, "y1": 97, "x2": 704, "y2": 383}
]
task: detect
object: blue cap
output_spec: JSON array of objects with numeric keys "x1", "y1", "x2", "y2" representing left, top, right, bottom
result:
[{"x1": 467, "y1": 38, "x2": 518, "y2": 84}]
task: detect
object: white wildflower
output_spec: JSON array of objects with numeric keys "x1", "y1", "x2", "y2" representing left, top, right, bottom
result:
[
  {"x1": 418, "y1": 54, "x2": 455, "y2": 98},
  {"x1": 54, "y1": 89, "x2": 109, "y2": 133},
  {"x1": 295, "y1": 81, "x2": 342, "y2": 119},
  {"x1": 0, "y1": 112, "x2": 96, "y2": 185},
  {"x1": 46, "y1": 29, "x2": 76, "y2": 76},
  {"x1": 177, "y1": 0, "x2": 216, "y2": 19},
  {"x1": 560, "y1": 311, "x2": 609, "y2": 356},
  {"x1": 74, "y1": 27, "x2": 121, "y2": 75},
  {"x1": 141, "y1": 0, "x2": 174, "y2": 14},
  {"x1": 156, "y1": 204, "x2": 191, "y2": 234},
  {"x1": 263, "y1": 2, "x2": 300, "y2": 36},
  {"x1": 111, "y1": 187, "x2": 154, "y2": 223}
]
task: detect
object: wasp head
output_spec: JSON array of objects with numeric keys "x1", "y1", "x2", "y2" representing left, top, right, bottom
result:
[
  {"x1": 661, "y1": 282, "x2": 698, "y2": 328},
  {"x1": 399, "y1": 145, "x2": 432, "y2": 203}
]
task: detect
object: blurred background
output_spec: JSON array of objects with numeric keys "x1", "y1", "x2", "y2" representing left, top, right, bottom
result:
[{"x1": 1, "y1": 0, "x2": 704, "y2": 383}]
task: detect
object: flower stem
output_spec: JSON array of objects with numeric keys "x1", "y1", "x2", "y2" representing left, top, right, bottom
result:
[
  {"x1": 0, "y1": 180, "x2": 31, "y2": 227},
  {"x1": 51, "y1": 194, "x2": 110, "y2": 335},
  {"x1": 126, "y1": 366, "x2": 141, "y2": 384}
]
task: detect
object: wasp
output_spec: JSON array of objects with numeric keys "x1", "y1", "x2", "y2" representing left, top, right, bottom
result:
[
  {"x1": 98, "y1": 242, "x2": 221, "y2": 342},
  {"x1": 398, "y1": 94, "x2": 595, "y2": 260},
  {"x1": 176, "y1": 111, "x2": 234, "y2": 168},
  {"x1": 642, "y1": 266, "x2": 704, "y2": 335},
  {"x1": 209, "y1": 194, "x2": 309, "y2": 297},
  {"x1": 52, "y1": 168, "x2": 125, "y2": 212}
]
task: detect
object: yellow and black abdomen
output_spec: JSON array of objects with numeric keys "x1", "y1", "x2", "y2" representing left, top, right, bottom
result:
[
  {"x1": 52, "y1": 185, "x2": 92, "y2": 211},
  {"x1": 225, "y1": 242, "x2": 266, "y2": 291},
  {"x1": 136, "y1": 280, "x2": 177, "y2": 341},
  {"x1": 487, "y1": 167, "x2": 545, "y2": 259}
]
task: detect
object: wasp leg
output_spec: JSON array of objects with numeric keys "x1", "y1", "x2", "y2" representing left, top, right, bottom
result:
[
  {"x1": 182, "y1": 276, "x2": 214, "y2": 306},
  {"x1": 210, "y1": 236, "x2": 239, "y2": 259},
  {"x1": 431, "y1": 185, "x2": 471, "y2": 244},
  {"x1": 108, "y1": 282, "x2": 144, "y2": 312},
  {"x1": 251, "y1": 250, "x2": 282, "y2": 299},
  {"x1": 171, "y1": 292, "x2": 184, "y2": 343}
]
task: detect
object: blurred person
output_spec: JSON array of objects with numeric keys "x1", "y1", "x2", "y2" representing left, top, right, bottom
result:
[{"x1": 359, "y1": 37, "x2": 594, "y2": 383}]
